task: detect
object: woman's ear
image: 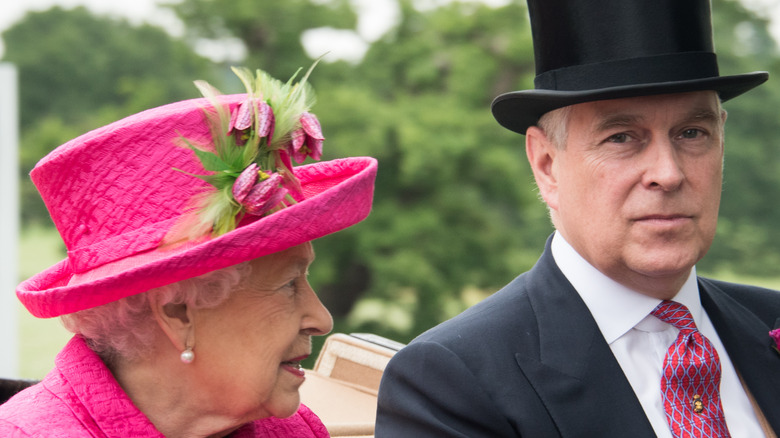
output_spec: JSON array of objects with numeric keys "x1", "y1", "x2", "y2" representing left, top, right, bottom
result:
[
  {"x1": 149, "y1": 293, "x2": 194, "y2": 353},
  {"x1": 525, "y1": 126, "x2": 560, "y2": 211}
]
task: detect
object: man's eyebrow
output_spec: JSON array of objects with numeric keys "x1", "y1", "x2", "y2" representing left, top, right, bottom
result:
[
  {"x1": 685, "y1": 108, "x2": 720, "y2": 124},
  {"x1": 593, "y1": 113, "x2": 642, "y2": 133},
  {"x1": 592, "y1": 107, "x2": 720, "y2": 134}
]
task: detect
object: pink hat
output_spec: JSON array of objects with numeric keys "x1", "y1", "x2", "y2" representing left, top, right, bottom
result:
[{"x1": 17, "y1": 67, "x2": 377, "y2": 318}]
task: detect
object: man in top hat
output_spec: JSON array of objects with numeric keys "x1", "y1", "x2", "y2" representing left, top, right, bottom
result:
[{"x1": 375, "y1": 0, "x2": 780, "y2": 436}]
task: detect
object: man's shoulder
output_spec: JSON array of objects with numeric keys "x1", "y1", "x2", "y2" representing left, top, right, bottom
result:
[
  {"x1": 412, "y1": 272, "x2": 537, "y2": 349},
  {"x1": 700, "y1": 276, "x2": 780, "y2": 302},
  {"x1": 700, "y1": 276, "x2": 780, "y2": 322}
]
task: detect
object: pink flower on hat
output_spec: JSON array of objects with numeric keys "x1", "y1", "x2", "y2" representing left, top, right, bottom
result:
[
  {"x1": 291, "y1": 112, "x2": 324, "y2": 163},
  {"x1": 228, "y1": 96, "x2": 255, "y2": 133},
  {"x1": 232, "y1": 164, "x2": 287, "y2": 216},
  {"x1": 770, "y1": 328, "x2": 780, "y2": 354},
  {"x1": 256, "y1": 100, "x2": 275, "y2": 141},
  {"x1": 241, "y1": 172, "x2": 287, "y2": 216},
  {"x1": 232, "y1": 163, "x2": 261, "y2": 203},
  {"x1": 228, "y1": 97, "x2": 275, "y2": 146}
]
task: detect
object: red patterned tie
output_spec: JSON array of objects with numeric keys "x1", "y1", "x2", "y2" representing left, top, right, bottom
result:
[{"x1": 651, "y1": 301, "x2": 731, "y2": 438}]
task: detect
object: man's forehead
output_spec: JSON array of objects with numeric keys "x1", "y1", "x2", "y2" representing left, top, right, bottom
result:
[{"x1": 570, "y1": 91, "x2": 721, "y2": 127}]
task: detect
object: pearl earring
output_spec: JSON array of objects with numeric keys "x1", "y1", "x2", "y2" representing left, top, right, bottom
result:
[{"x1": 180, "y1": 347, "x2": 194, "y2": 364}]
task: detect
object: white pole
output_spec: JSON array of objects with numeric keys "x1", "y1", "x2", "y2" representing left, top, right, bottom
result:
[{"x1": 0, "y1": 63, "x2": 19, "y2": 378}]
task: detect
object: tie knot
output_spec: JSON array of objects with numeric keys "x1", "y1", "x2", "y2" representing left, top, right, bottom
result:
[{"x1": 651, "y1": 300, "x2": 698, "y2": 331}]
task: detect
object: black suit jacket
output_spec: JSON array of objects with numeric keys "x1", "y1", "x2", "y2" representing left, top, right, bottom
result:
[{"x1": 376, "y1": 238, "x2": 780, "y2": 437}]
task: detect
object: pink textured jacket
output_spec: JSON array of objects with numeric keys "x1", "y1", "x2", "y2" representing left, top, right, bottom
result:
[{"x1": 0, "y1": 336, "x2": 330, "y2": 437}]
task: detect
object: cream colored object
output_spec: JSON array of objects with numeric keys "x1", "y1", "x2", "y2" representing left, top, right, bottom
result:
[{"x1": 301, "y1": 333, "x2": 403, "y2": 438}]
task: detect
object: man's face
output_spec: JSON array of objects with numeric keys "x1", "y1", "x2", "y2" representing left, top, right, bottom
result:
[{"x1": 527, "y1": 91, "x2": 725, "y2": 297}]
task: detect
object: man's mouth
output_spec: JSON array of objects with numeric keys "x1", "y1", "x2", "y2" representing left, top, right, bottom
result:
[{"x1": 634, "y1": 214, "x2": 693, "y2": 224}]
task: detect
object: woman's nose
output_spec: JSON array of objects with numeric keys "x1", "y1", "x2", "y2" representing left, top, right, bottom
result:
[{"x1": 301, "y1": 284, "x2": 333, "y2": 336}]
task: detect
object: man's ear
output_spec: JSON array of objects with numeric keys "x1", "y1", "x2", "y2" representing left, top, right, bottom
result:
[
  {"x1": 525, "y1": 126, "x2": 560, "y2": 211},
  {"x1": 149, "y1": 293, "x2": 194, "y2": 352}
]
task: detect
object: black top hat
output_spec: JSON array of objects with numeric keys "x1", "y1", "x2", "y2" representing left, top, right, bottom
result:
[{"x1": 491, "y1": 0, "x2": 769, "y2": 134}]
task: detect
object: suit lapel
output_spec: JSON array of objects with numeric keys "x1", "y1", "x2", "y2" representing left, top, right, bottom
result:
[
  {"x1": 513, "y1": 244, "x2": 656, "y2": 437},
  {"x1": 700, "y1": 280, "x2": 780, "y2": 433}
]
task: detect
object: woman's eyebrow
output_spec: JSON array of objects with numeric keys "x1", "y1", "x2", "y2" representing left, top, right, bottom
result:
[{"x1": 289, "y1": 254, "x2": 316, "y2": 273}]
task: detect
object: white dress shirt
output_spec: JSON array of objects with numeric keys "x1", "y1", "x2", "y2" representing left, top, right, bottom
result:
[{"x1": 551, "y1": 232, "x2": 764, "y2": 438}]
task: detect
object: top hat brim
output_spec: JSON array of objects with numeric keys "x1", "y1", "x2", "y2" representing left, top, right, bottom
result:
[{"x1": 492, "y1": 72, "x2": 769, "y2": 135}]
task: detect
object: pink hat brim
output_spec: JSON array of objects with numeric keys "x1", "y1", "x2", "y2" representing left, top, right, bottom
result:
[
  {"x1": 18, "y1": 157, "x2": 376, "y2": 318},
  {"x1": 16, "y1": 95, "x2": 377, "y2": 318}
]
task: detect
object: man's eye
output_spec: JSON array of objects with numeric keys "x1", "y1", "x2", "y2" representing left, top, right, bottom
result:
[
  {"x1": 607, "y1": 133, "x2": 630, "y2": 143},
  {"x1": 680, "y1": 128, "x2": 702, "y2": 139}
]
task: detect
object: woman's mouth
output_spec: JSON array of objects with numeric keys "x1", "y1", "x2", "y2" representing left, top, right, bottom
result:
[{"x1": 281, "y1": 356, "x2": 308, "y2": 378}]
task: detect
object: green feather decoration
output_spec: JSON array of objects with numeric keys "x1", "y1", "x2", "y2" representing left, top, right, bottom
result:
[{"x1": 163, "y1": 61, "x2": 322, "y2": 245}]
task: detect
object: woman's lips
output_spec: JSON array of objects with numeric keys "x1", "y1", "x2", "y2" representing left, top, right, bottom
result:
[{"x1": 281, "y1": 355, "x2": 308, "y2": 378}]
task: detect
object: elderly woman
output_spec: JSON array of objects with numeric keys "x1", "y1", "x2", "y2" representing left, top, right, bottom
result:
[{"x1": 0, "y1": 66, "x2": 377, "y2": 437}]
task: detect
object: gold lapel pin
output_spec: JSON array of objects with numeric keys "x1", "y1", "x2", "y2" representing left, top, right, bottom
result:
[{"x1": 693, "y1": 395, "x2": 704, "y2": 413}]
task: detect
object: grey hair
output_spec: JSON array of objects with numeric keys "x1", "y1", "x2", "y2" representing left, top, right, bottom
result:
[
  {"x1": 61, "y1": 261, "x2": 252, "y2": 363},
  {"x1": 536, "y1": 105, "x2": 573, "y2": 149}
]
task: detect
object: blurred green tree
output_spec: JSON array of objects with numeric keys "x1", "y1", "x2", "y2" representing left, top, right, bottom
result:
[
  {"x1": 321, "y1": 0, "x2": 551, "y2": 338},
  {"x1": 169, "y1": 0, "x2": 357, "y2": 80},
  {"x1": 701, "y1": 0, "x2": 780, "y2": 276},
  {"x1": 5, "y1": 0, "x2": 779, "y2": 348},
  {"x1": 168, "y1": 0, "x2": 780, "y2": 343},
  {"x1": 169, "y1": 0, "x2": 550, "y2": 340},
  {"x1": 1, "y1": 6, "x2": 216, "y2": 223}
]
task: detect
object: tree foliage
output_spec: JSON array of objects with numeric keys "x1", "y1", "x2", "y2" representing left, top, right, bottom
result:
[
  {"x1": 172, "y1": 0, "x2": 780, "y2": 342},
  {"x1": 4, "y1": 0, "x2": 780, "y2": 345},
  {"x1": 2, "y1": 6, "x2": 216, "y2": 223},
  {"x1": 169, "y1": 0, "x2": 357, "y2": 80},
  {"x1": 704, "y1": 0, "x2": 780, "y2": 276}
]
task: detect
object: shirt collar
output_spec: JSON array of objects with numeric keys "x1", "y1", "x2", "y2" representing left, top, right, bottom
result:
[{"x1": 551, "y1": 231, "x2": 702, "y2": 343}]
